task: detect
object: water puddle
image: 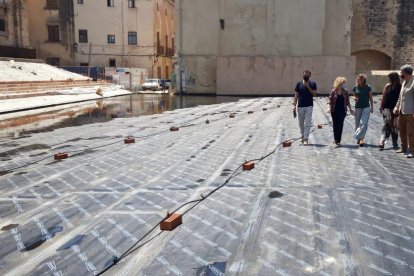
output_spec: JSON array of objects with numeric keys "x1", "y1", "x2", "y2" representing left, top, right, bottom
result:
[
  {"x1": 1, "y1": 95, "x2": 246, "y2": 139},
  {"x1": 0, "y1": 144, "x2": 50, "y2": 157},
  {"x1": 86, "y1": 136, "x2": 112, "y2": 140},
  {"x1": 1, "y1": 142, "x2": 20, "y2": 147},
  {"x1": 220, "y1": 168, "x2": 233, "y2": 177},
  {"x1": 1, "y1": 224, "x2": 19, "y2": 231},
  {"x1": 195, "y1": 261, "x2": 227, "y2": 275},
  {"x1": 23, "y1": 225, "x2": 63, "y2": 251},
  {"x1": 269, "y1": 191, "x2": 284, "y2": 199},
  {"x1": 57, "y1": 235, "x2": 87, "y2": 251},
  {"x1": 69, "y1": 149, "x2": 97, "y2": 158},
  {"x1": 29, "y1": 152, "x2": 49, "y2": 157}
]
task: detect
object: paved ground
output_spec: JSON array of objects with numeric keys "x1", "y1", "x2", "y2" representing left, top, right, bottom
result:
[{"x1": 0, "y1": 97, "x2": 413, "y2": 276}]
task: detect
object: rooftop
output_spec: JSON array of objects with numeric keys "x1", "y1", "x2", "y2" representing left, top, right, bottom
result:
[{"x1": 0, "y1": 97, "x2": 413, "y2": 275}]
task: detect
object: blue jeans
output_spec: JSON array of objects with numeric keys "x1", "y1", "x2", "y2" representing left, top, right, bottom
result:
[{"x1": 354, "y1": 107, "x2": 370, "y2": 140}]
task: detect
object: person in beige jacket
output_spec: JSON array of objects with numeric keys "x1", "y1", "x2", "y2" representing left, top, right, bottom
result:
[{"x1": 394, "y1": 64, "x2": 414, "y2": 158}]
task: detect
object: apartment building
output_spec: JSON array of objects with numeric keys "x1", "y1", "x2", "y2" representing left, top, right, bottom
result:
[
  {"x1": 27, "y1": 0, "x2": 75, "y2": 66},
  {"x1": 73, "y1": 0, "x2": 175, "y2": 78}
]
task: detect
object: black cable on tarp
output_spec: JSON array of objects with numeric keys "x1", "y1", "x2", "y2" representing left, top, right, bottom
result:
[
  {"x1": 0, "y1": 101, "x2": 275, "y2": 175},
  {"x1": 96, "y1": 120, "x2": 332, "y2": 275}
]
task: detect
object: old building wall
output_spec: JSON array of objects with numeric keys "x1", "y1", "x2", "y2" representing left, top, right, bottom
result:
[
  {"x1": 74, "y1": 0, "x2": 154, "y2": 69},
  {"x1": 323, "y1": 0, "x2": 353, "y2": 56},
  {"x1": 217, "y1": 56, "x2": 356, "y2": 96},
  {"x1": 153, "y1": 0, "x2": 175, "y2": 79},
  {"x1": 393, "y1": 0, "x2": 414, "y2": 67},
  {"x1": 176, "y1": 0, "x2": 354, "y2": 95},
  {"x1": 0, "y1": 0, "x2": 30, "y2": 48},
  {"x1": 27, "y1": 0, "x2": 75, "y2": 65},
  {"x1": 352, "y1": 0, "x2": 414, "y2": 71},
  {"x1": 72, "y1": 0, "x2": 174, "y2": 78}
]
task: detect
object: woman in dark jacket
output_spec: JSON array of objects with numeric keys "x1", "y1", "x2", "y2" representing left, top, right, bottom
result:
[
  {"x1": 379, "y1": 72, "x2": 401, "y2": 149},
  {"x1": 328, "y1": 77, "x2": 354, "y2": 147}
]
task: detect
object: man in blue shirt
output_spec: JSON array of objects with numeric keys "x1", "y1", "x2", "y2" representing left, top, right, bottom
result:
[{"x1": 292, "y1": 70, "x2": 317, "y2": 145}]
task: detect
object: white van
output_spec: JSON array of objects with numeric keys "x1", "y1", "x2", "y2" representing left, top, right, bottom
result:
[{"x1": 142, "y1": 79, "x2": 162, "y2": 91}]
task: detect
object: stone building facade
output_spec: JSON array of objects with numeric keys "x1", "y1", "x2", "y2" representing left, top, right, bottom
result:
[
  {"x1": 27, "y1": 0, "x2": 76, "y2": 66},
  {"x1": 23, "y1": 0, "x2": 174, "y2": 78},
  {"x1": 73, "y1": 0, "x2": 175, "y2": 78},
  {"x1": 176, "y1": 0, "x2": 414, "y2": 95},
  {"x1": 175, "y1": 0, "x2": 356, "y2": 95},
  {"x1": 352, "y1": 0, "x2": 414, "y2": 71},
  {"x1": 0, "y1": 0, "x2": 34, "y2": 59}
]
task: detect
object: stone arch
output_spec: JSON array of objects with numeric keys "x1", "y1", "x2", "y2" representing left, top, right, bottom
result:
[{"x1": 352, "y1": 50, "x2": 392, "y2": 71}]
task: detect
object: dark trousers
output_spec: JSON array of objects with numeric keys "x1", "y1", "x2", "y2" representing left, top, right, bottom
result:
[{"x1": 331, "y1": 112, "x2": 346, "y2": 143}]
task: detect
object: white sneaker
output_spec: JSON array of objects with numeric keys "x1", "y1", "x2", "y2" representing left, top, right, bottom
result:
[
  {"x1": 407, "y1": 153, "x2": 414, "y2": 159},
  {"x1": 303, "y1": 139, "x2": 309, "y2": 146}
]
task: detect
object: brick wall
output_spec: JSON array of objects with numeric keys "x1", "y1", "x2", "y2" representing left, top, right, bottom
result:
[{"x1": 352, "y1": 0, "x2": 414, "y2": 70}]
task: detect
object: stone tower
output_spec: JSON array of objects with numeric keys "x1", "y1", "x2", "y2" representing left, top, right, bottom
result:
[{"x1": 352, "y1": 0, "x2": 414, "y2": 71}]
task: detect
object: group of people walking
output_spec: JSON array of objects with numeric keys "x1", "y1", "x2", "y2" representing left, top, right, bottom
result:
[{"x1": 292, "y1": 65, "x2": 414, "y2": 159}]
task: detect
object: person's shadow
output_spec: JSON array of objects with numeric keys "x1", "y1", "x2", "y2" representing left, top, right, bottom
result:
[
  {"x1": 339, "y1": 144, "x2": 357, "y2": 149},
  {"x1": 359, "y1": 143, "x2": 378, "y2": 149},
  {"x1": 307, "y1": 143, "x2": 328, "y2": 148},
  {"x1": 338, "y1": 144, "x2": 377, "y2": 149}
]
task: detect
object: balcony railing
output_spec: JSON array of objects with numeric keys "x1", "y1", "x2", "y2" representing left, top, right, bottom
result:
[
  {"x1": 157, "y1": 45, "x2": 165, "y2": 56},
  {"x1": 166, "y1": 48, "x2": 174, "y2": 57},
  {"x1": 157, "y1": 46, "x2": 175, "y2": 57}
]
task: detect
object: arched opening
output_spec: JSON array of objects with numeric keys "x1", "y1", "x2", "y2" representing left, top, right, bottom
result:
[{"x1": 352, "y1": 50, "x2": 392, "y2": 71}]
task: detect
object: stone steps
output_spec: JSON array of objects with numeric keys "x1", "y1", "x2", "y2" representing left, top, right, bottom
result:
[
  {"x1": 0, "y1": 80, "x2": 114, "y2": 100},
  {"x1": 0, "y1": 80, "x2": 108, "y2": 92}
]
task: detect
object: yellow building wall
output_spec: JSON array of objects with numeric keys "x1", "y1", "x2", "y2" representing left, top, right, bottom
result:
[
  {"x1": 27, "y1": 0, "x2": 75, "y2": 65},
  {"x1": 153, "y1": 0, "x2": 175, "y2": 79}
]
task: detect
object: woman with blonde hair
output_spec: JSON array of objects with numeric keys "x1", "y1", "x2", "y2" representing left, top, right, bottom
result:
[{"x1": 328, "y1": 77, "x2": 354, "y2": 147}]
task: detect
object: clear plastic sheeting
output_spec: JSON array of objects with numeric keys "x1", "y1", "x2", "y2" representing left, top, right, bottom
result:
[
  {"x1": 57, "y1": 85, "x2": 126, "y2": 95},
  {"x1": 0, "y1": 97, "x2": 413, "y2": 276}
]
